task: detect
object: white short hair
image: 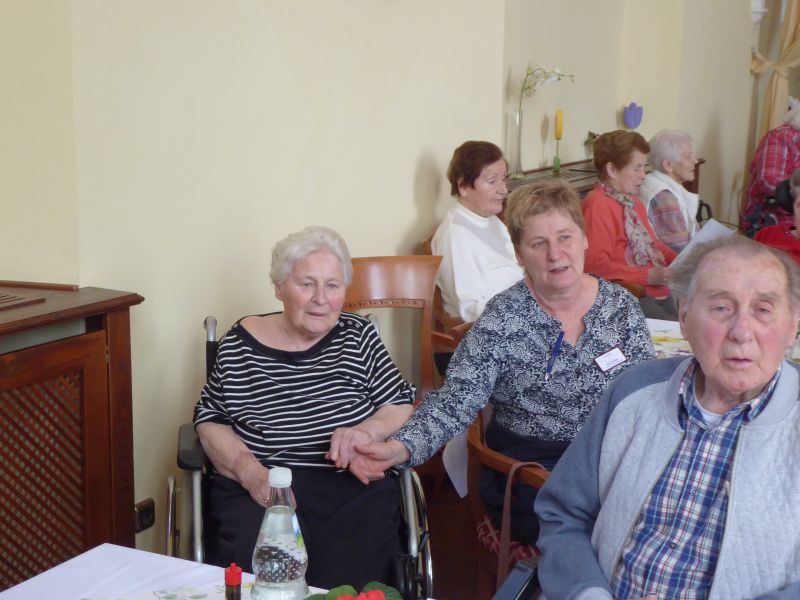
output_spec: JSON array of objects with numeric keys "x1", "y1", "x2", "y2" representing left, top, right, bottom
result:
[
  {"x1": 669, "y1": 235, "x2": 800, "y2": 313},
  {"x1": 270, "y1": 226, "x2": 353, "y2": 286},
  {"x1": 784, "y1": 105, "x2": 800, "y2": 129},
  {"x1": 648, "y1": 129, "x2": 693, "y2": 174}
]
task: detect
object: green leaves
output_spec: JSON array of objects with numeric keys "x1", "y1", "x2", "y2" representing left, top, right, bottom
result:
[
  {"x1": 363, "y1": 581, "x2": 401, "y2": 600},
  {"x1": 517, "y1": 62, "x2": 575, "y2": 113},
  {"x1": 304, "y1": 581, "x2": 400, "y2": 600}
]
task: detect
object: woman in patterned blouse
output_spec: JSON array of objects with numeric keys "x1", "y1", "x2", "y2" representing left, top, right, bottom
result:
[{"x1": 350, "y1": 181, "x2": 655, "y2": 543}]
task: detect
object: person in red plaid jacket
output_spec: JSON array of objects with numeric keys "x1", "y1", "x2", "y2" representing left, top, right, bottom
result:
[{"x1": 741, "y1": 100, "x2": 800, "y2": 234}]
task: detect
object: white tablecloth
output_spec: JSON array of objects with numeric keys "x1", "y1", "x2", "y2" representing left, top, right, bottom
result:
[{"x1": 0, "y1": 543, "x2": 325, "y2": 599}]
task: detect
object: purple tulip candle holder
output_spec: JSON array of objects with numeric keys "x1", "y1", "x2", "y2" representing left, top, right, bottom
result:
[{"x1": 623, "y1": 102, "x2": 643, "y2": 130}]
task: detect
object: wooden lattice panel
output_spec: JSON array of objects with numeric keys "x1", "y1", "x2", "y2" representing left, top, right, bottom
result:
[{"x1": 0, "y1": 372, "x2": 86, "y2": 589}]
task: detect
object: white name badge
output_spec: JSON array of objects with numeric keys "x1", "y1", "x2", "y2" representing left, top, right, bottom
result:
[{"x1": 594, "y1": 347, "x2": 627, "y2": 373}]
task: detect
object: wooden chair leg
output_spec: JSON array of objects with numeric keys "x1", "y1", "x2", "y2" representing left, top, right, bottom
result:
[{"x1": 476, "y1": 564, "x2": 496, "y2": 599}]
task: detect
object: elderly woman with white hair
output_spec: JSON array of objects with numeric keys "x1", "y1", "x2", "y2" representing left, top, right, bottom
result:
[
  {"x1": 742, "y1": 101, "x2": 800, "y2": 232},
  {"x1": 193, "y1": 226, "x2": 415, "y2": 590},
  {"x1": 639, "y1": 129, "x2": 700, "y2": 252}
]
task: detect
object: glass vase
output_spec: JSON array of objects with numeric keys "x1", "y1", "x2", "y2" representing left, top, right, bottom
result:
[{"x1": 508, "y1": 109, "x2": 524, "y2": 179}]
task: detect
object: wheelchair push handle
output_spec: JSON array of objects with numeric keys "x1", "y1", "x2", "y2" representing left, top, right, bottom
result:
[
  {"x1": 204, "y1": 316, "x2": 218, "y2": 379},
  {"x1": 204, "y1": 316, "x2": 217, "y2": 342}
]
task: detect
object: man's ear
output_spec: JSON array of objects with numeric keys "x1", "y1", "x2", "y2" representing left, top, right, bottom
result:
[
  {"x1": 677, "y1": 297, "x2": 689, "y2": 338},
  {"x1": 787, "y1": 313, "x2": 800, "y2": 352}
]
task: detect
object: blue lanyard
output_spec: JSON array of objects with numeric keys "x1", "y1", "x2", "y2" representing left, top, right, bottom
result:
[{"x1": 545, "y1": 330, "x2": 565, "y2": 382}]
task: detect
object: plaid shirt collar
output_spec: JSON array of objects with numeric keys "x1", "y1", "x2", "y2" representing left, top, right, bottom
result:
[
  {"x1": 678, "y1": 359, "x2": 779, "y2": 429},
  {"x1": 612, "y1": 359, "x2": 781, "y2": 599}
]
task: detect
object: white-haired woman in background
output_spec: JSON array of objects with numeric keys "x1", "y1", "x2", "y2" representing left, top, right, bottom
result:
[
  {"x1": 193, "y1": 226, "x2": 415, "y2": 590},
  {"x1": 639, "y1": 129, "x2": 700, "y2": 252}
]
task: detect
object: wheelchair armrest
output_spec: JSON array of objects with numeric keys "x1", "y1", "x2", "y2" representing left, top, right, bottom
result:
[{"x1": 177, "y1": 422, "x2": 206, "y2": 471}]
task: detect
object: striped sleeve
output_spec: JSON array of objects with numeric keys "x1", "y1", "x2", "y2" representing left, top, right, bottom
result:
[
  {"x1": 358, "y1": 320, "x2": 416, "y2": 409},
  {"x1": 193, "y1": 314, "x2": 414, "y2": 470}
]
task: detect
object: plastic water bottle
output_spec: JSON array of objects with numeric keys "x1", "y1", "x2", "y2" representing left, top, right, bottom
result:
[{"x1": 251, "y1": 467, "x2": 309, "y2": 600}]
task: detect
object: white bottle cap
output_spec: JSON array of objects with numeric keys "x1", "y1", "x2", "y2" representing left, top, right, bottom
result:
[{"x1": 268, "y1": 467, "x2": 292, "y2": 488}]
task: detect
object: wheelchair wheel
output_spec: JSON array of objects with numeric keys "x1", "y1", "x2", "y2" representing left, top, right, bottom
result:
[
  {"x1": 394, "y1": 554, "x2": 416, "y2": 600},
  {"x1": 398, "y1": 469, "x2": 433, "y2": 600}
]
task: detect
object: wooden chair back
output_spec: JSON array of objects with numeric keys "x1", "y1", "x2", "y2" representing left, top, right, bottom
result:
[
  {"x1": 466, "y1": 411, "x2": 550, "y2": 593},
  {"x1": 343, "y1": 255, "x2": 442, "y2": 400},
  {"x1": 420, "y1": 236, "x2": 467, "y2": 335}
]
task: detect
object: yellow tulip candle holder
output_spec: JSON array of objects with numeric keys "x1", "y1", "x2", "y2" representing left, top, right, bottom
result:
[{"x1": 553, "y1": 109, "x2": 564, "y2": 175}]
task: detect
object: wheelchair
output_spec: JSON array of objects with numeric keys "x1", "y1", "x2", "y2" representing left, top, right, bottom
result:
[
  {"x1": 166, "y1": 316, "x2": 434, "y2": 600},
  {"x1": 741, "y1": 177, "x2": 793, "y2": 237}
]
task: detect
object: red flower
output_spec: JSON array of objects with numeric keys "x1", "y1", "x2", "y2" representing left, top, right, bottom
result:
[{"x1": 335, "y1": 592, "x2": 385, "y2": 600}]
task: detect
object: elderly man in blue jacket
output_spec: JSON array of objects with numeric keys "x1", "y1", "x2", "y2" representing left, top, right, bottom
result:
[{"x1": 535, "y1": 234, "x2": 800, "y2": 600}]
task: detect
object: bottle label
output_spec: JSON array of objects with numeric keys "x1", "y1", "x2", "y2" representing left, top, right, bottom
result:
[{"x1": 293, "y1": 514, "x2": 304, "y2": 548}]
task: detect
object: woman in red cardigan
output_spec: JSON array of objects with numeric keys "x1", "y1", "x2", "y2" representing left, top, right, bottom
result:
[{"x1": 583, "y1": 130, "x2": 679, "y2": 319}]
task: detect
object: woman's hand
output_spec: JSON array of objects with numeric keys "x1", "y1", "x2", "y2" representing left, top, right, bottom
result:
[
  {"x1": 348, "y1": 439, "x2": 411, "y2": 485},
  {"x1": 326, "y1": 426, "x2": 374, "y2": 469},
  {"x1": 239, "y1": 460, "x2": 272, "y2": 507},
  {"x1": 646, "y1": 264, "x2": 671, "y2": 286},
  {"x1": 328, "y1": 404, "x2": 414, "y2": 469},
  {"x1": 196, "y1": 422, "x2": 271, "y2": 506}
]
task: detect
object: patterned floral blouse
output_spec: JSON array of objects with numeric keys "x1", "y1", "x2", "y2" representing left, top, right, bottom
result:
[{"x1": 393, "y1": 277, "x2": 655, "y2": 465}]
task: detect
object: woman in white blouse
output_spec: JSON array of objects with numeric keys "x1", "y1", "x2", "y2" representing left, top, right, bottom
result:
[{"x1": 433, "y1": 141, "x2": 524, "y2": 323}]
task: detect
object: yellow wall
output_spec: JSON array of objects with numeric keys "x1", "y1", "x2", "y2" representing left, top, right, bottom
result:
[
  {"x1": 504, "y1": 0, "x2": 756, "y2": 222},
  {"x1": 69, "y1": 0, "x2": 505, "y2": 552},
  {"x1": 0, "y1": 0, "x2": 78, "y2": 283},
  {"x1": 1, "y1": 0, "x2": 765, "y2": 555},
  {"x1": 673, "y1": 0, "x2": 758, "y2": 224},
  {"x1": 504, "y1": 0, "x2": 627, "y2": 168}
]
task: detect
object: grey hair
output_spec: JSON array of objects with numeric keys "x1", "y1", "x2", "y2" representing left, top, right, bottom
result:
[
  {"x1": 648, "y1": 129, "x2": 693, "y2": 174},
  {"x1": 785, "y1": 102, "x2": 800, "y2": 128},
  {"x1": 269, "y1": 226, "x2": 353, "y2": 286},
  {"x1": 669, "y1": 234, "x2": 800, "y2": 313}
]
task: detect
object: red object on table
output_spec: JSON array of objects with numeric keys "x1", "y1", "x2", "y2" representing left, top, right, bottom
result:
[{"x1": 224, "y1": 563, "x2": 242, "y2": 599}]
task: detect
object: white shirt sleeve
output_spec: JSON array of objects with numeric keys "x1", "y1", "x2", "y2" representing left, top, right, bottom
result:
[{"x1": 432, "y1": 209, "x2": 523, "y2": 323}]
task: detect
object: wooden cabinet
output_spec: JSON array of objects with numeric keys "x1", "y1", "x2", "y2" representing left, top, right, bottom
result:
[{"x1": 0, "y1": 282, "x2": 144, "y2": 590}]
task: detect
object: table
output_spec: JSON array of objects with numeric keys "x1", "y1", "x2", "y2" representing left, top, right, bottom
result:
[
  {"x1": 646, "y1": 318, "x2": 692, "y2": 359},
  {"x1": 0, "y1": 543, "x2": 327, "y2": 599}
]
